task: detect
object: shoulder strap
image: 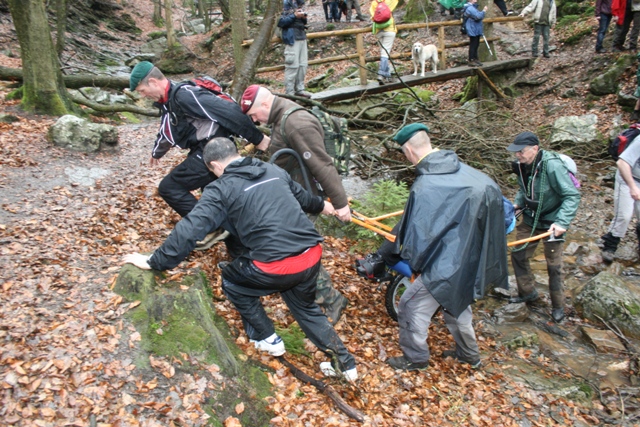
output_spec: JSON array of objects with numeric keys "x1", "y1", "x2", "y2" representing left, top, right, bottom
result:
[{"x1": 280, "y1": 106, "x2": 306, "y2": 147}]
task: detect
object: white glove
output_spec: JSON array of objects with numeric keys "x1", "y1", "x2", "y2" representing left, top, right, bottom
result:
[{"x1": 123, "y1": 253, "x2": 152, "y2": 270}]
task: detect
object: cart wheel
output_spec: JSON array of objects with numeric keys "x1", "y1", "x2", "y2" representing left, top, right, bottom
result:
[{"x1": 385, "y1": 274, "x2": 411, "y2": 321}]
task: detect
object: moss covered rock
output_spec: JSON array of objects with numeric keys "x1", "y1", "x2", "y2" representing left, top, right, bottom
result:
[
  {"x1": 574, "y1": 271, "x2": 640, "y2": 339},
  {"x1": 114, "y1": 265, "x2": 274, "y2": 426},
  {"x1": 589, "y1": 54, "x2": 635, "y2": 96}
]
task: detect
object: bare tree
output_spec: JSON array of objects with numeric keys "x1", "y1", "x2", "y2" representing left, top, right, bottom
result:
[
  {"x1": 7, "y1": 0, "x2": 71, "y2": 114},
  {"x1": 55, "y1": 0, "x2": 67, "y2": 57},
  {"x1": 229, "y1": 0, "x2": 249, "y2": 71},
  {"x1": 230, "y1": 0, "x2": 279, "y2": 100},
  {"x1": 153, "y1": 0, "x2": 163, "y2": 27},
  {"x1": 165, "y1": 0, "x2": 176, "y2": 47}
]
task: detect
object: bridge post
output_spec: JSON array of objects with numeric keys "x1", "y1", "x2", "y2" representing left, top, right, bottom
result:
[
  {"x1": 356, "y1": 33, "x2": 367, "y2": 85},
  {"x1": 438, "y1": 26, "x2": 446, "y2": 71}
]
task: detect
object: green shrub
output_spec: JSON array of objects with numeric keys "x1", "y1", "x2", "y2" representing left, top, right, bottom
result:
[{"x1": 346, "y1": 179, "x2": 410, "y2": 252}]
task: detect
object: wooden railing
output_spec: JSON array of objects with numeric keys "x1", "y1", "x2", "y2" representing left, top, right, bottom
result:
[{"x1": 242, "y1": 16, "x2": 523, "y2": 85}]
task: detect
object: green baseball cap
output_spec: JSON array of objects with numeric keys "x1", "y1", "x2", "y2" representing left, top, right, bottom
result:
[{"x1": 129, "y1": 61, "x2": 154, "y2": 91}]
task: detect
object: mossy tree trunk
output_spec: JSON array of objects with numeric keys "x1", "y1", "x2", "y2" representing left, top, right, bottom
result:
[
  {"x1": 230, "y1": 0, "x2": 249, "y2": 70},
  {"x1": 7, "y1": 0, "x2": 71, "y2": 115},
  {"x1": 230, "y1": 0, "x2": 279, "y2": 100},
  {"x1": 165, "y1": 0, "x2": 177, "y2": 47},
  {"x1": 218, "y1": 0, "x2": 231, "y2": 21},
  {"x1": 55, "y1": 0, "x2": 67, "y2": 57},
  {"x1": 479, "y1": 0, "x2": 496, "y2": 62},
  {"x1": 153, "y1": 0, "x2": 163, "y2": 27}
]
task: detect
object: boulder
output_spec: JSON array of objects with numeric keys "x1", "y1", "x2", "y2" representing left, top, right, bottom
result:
[
  {"x1": 617, "y1": 90, "x2": 637, "y2": 107},
  {"x1": 574, "y1": 271, "x2": 640, "y2": 339},
  {"x1": 550, "y1": 114, "x2": 598, "y2": 147},
  {"x1": 494, "y1": 302, "x2": 530, "y2": 323},
  {"x1": 125, "y1": 53, "x2": 157, "y2": 67},
  {"x1": 48, "y1": 115, "x2": 119, "y2": 153},
  {"x1": 140, "y1": 37, "x2": 167, "y2": 57},
  {"x1": 113, "y1": 265, "x2": 274, "y2": 425},
  {"x1": 590, "y1": 54, "x2": 636, "y2": 95}
]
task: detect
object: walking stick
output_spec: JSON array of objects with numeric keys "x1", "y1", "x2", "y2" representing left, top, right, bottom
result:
[{"x1": 482, "y1": 35, "x2": 493, "y2": 56}]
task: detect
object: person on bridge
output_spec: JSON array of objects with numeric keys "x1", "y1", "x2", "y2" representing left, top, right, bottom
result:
[
  {"x1": 278, "y1": 0, "x2": 312, "y2": 98},
  {"x1": 128, "y1": 61, "x2": 269, "y2": 250},
  {"x1": 507, "y1": 132, "x2": 580, "y2": 323},
  {"x1": 357, "y1": 123, "x2": 508, "y2": 371},
  {"x1": 123, "y1": 137, "x2": 358, "y2": 382},
  {"x1": 346, "y1": 0, "x2": 368, "y2": 22},
  {"x1": 238, "y1": 85, "x2": 350, "y2": 325},
  {"x1": 519, "y1": 0, "x2": 557, "y2": 58},
  {"x1": 370, "y1": 0, "x2": 398, "y2": 84},
  {"x1": 463, "y1": 0, "x2": 487, "y2": 67}
]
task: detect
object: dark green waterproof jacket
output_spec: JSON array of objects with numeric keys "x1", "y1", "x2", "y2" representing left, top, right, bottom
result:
[{"x1": 514, "y1": 149, "x2": 581, "y2": 230}]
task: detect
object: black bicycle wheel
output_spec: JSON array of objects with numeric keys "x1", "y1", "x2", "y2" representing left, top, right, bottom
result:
[{"x1": 385, "y1": 274, "x2": 411, "y2": 321}]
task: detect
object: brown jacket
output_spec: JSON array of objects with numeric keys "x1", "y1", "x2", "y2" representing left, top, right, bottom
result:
[{"x1": 267, "y1": 96, "x2": 349, "y2": 210}]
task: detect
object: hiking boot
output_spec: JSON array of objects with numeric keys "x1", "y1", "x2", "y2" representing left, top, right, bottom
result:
[
  {"x1": 251, "y1": 333, "x2": 285, "y2": 356},
  {"x1": 355, "y1": 252, "x2": 386, "y2": 280},
  {"x1": 295, "y1": 91, "x2": 312, "y2": 99},
  {"x1": 320, "y1": 361, "x2": 358, "y2": 381},
  {"x1": 508, "y1": 290, "x2": 540, "y2": 304},
  {"x1": 551, "y1": 308, "x2": 565, "y2": 323},
  {"x1": 601, "y1": 250, "x2": 615, "y2": 263},
  {"x1": 441, "y1": 350, "x2": 482, "y2": 369},
  {"x1": 387, "y1": 355, "x2": 429, "y2": 371},
  {"x1": 543, "y1": 53, "x2": 550, "y2": 58},
  {"x1": 505, "y1": 10, "x2": 515, "y2": 16},
  {"x1": 612, "y1": 45, "x2": 625, "y2": 52},
  {"x1": 377, "y1": 76, "x2": 386, "y2": 85},
  {"x1": 324, "y1": 295, "x2": 348, "y2": 325},
  {"x1": 195, "y1": 229, "x2": 229, "y2": 251},
  {"x1": 218, "y1": 261, "x2": 230, "y2": 270}
]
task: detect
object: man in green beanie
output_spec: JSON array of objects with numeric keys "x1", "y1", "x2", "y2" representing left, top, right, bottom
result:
[
  {"x1": 356, "y1": 123, "x2": 508, "y2": 371},
  {"x1": 129, "y1": 62, "x2": 269, "y2": 250}
]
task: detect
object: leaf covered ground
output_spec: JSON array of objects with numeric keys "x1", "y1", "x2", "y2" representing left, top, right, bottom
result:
[{"x1": 0, "y1": 1, "x2": 638, "y2": 426}]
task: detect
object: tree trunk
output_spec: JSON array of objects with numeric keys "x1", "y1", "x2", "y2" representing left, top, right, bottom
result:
[
  {"x1": 165, "y1": 0, "x2": 176, "y2": 47},
  {"x1": 230, "y1": 0, "x2": 279, "y2": 100},
  {"x1": 248, "y1": 0, "x2": 256, "y2": 15},
  {"x1": 218, "y1": 0, "x2": 230, "y2": 21},
  {"x1": 0, "y1": 65, "x2": 132, "y2": 90},
  {"x1": 199, "y1": 0, "x2": 210, "y2": 31},
  {"x1": 7, "y1": 0, "x2": 71, "y2": 115},
  {"x1": 230, "y1": 0, "x2": 249, "y2": 71},
  {"x1": 55, "y1": 0, "x2": 67, "y2": 58},
  {"x1": 153, "y1": 0, "x2": 163, "y2": 27}
]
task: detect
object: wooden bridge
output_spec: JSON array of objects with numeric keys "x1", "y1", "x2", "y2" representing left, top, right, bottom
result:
[{"x1": 309, "y1": 58, "x2": 532, "y2": 103}]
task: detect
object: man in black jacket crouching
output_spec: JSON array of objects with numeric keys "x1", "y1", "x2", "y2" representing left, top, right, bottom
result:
[{"x1": 123, "y1": 137, "x2": 357, "y2": 381}]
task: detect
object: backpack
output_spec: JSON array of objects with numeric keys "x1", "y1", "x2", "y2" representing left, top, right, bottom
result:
[
  {"x1": 556, "y1": 152, "x2": 581, "y2": 188},
  {"x1": 280, "y1": 106, "x2": 351, "y2": 175},
  {"x1": 460, "y1": 5, "x2": 469, "y2": 35},
  {"x1": 373, "y1": 0, "x2": 392, "y2": 23},
  {"x1": 609, "y1": 123, "x2": 640, "y2": 161},
  {"x1": 168, "y1": 76, "x2": 235, "y2": 121}
]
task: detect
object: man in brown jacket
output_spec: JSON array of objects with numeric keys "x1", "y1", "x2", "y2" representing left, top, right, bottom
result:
[{"x1": 240, "y1": 85, "x2": 350, "y2": 324}]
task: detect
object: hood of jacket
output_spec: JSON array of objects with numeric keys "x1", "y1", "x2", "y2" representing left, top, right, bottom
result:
[
  {"x1": 223, "y1": 156, "x2": 267, "y2": 181},
  {"x1": 415, "y1": 149, "x2": 461, "y2": 175}
]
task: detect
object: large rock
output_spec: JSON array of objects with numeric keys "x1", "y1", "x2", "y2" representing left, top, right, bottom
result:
[
  {"x1": 590, "y1": 54, "x2": 636, "y2": 95},
  {"x1": 114, "y1": 265, "x2": 274, "y2": 425},
  {"x1": 48, "y1": 115, "x2": 118, "y2": 153},
  {"x1": 550, "y1": 114, "x2": 598, "y2": 147},
  {"x1": 574, "y1": 271, "x2": 640, "y2": 339}
]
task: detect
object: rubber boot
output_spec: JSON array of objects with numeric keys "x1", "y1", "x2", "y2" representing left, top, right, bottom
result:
[
  {"x1": 550, "y1": 290, "x2": 565, "y2": 323},
  {"x1": 601, "y1": 232, "x2": 620, "y2": 263}
]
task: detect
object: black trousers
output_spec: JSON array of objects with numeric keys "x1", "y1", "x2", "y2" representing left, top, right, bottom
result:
[
  {"x1": 469, "y1": 36, "x2": 480, "y2": 61},
  {"x1": 221, "y1": 255, "x2": 356, "y2": 371},
  {"x1": 493, "y1": 0, "x2": 508, "y2": 15},
  {"x1": 158, "y1": 148, "x2": 216, "y2": 217}
]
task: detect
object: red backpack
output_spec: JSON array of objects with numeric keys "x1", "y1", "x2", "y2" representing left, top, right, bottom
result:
[
  {"x1": 373, "y1": 0, "x2": 391, "y2": 23},
  {"x1": 190, "y1": 76, "x2": 236, "y2": 103}
]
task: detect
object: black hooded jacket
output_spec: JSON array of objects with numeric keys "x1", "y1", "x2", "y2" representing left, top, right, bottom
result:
[
  {"x1": 393, "y1": 150, "x2": 509, "y2": 317},
  {"x1": 151, "y1": 82, "x2": 265, "y2": 159},
  {"x1": 148, "y1": 157, "x2": 325, "y2": 270}
]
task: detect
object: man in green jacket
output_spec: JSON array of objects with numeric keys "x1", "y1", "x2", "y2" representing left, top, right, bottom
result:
[{"x1": 507, "y1": 132, "x2": 581, "y2": 323}]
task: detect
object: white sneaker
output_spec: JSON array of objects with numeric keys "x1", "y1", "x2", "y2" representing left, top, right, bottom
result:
[
  {"x1": 195, "y1": 229, "x2": 229, "y2": 251},
  {"x1": 251, "y1": 333, "x2": 285, "y2": 356},
  {"x1": 320, "y1": 361, "x2": 358, "y2": 382}
]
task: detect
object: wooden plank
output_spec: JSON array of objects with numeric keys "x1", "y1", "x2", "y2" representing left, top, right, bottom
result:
[
  {"x1": 475, "y1": 68, "x2": 506, "y2": 99},
  {"x1": 310, "y1": 58, "x2": 531, "y2": 103},
  {"x1": 356, "y1": 33, "x2": 367, "y2": 85},
  {"x1": 241, "y1": 16, "x2": 524, "y2": 46}
]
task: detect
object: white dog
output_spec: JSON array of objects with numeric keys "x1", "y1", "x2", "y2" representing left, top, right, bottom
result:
[{"x1": 412, "y1": 42, "x2": 438, "y2": 76}]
